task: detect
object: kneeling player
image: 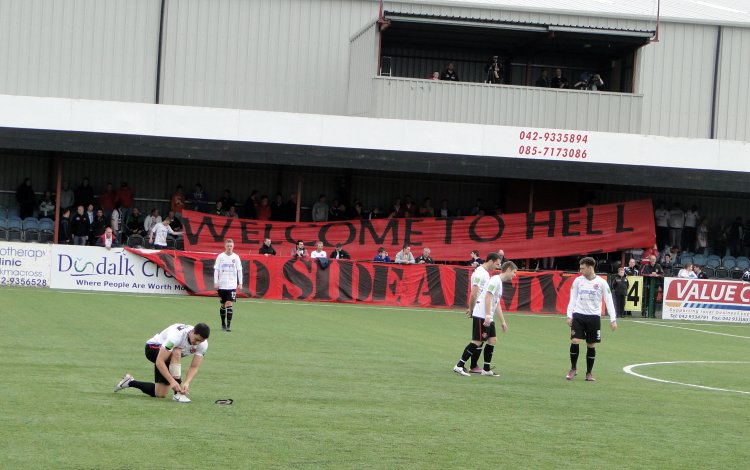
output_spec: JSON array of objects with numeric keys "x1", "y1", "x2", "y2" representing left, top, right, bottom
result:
[{"x1": 114, "y1": 322, "x2": 210, "y2": 403}]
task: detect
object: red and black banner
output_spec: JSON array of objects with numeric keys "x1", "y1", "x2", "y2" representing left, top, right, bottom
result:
[
  {"x1": 130, "y1": 250, "x2": 596, "y2": 314},
  {"x1": 181, "y1": 200, "x2": 654, "y2": 261}
]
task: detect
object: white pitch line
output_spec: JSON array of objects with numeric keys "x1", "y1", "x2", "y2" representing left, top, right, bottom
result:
[
  {"x1": 623, "y1": 361, "x2": 750, "y2": 395},
  {"x1": 634, "y1": 321, "x2": 750, "y2": 339}
]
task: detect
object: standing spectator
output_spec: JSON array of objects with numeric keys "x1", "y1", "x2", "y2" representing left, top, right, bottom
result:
[
  {"x1": 535, "y1": 69, "x2": 551, "y2": 87},
  {"x1": 468, "y1": 250, "x2": 482, "y2": 267},
  {"x1": 59, "y1": 208, "x2": 72, "y2": 244},
  {"x1": 71, "y1": 205, "x2": 90, "y2": 245},
  {"x1": 641, "y1": 243, "x2": 660, "y2": 264},
  {"x1": 242, "y1": 190, "x2": 259, "y2": 219},
  {"x1": 59, "y1": 181, "x2": 74, "y2": 211},
  {"x1": 99, "y1": 183, "x2": 117, "y2": 220},
  {"x1": 259, "y1": 238, "x2": 276, "y2": 256},
  {"x1": 213, "y1": 201, "x2": 226, "y2": 217},
  {"x1": 144, "y1": 208, "x2": 162, "y2": 235},
  {"x1": 256, "y1": 195, "x2": 271, "y2": 221},
  {"x1": 189, "y1": 183, "x2": 209, "y2": 212},
  {"x1": 395, "y1": 245, "x2": 415, "y2": 264},
  {"x1": 218, "y1": 190, "x2": 235, "y2": 213},
  {"x1": 116, "y1": 182, "x2": 135, "y2": 228},
  {"x1": 612, "y1": 267, "x2": 629, "y2": 318},
  {"x1": 415, "y1": 247, "x2": 433, "y2": 264},
  {"x1": 170, "y1": 185, "x2": 185, "y2": 219},
  {"x1": 96, "y1": 227, "x2": 121, "y2": 251},
  {"x1": 624, "y1": 258, "x2": 640, "y2": 276},
  {"x1": 270, "y1": 193, "x2": 286, "y2": 221},
  {"x1": 419, "y1": 197, "x2": 434, "y2": 217},
  {"x1": 403, "y1": 195, "x2": 418, "y2": 218},
  {"x1": 683, "y1": 205, "x2": 700, "y2": 251},
  {"x1": 641, "y1": 255, "x2": 664, "y2": 277},
  {"x1": 668, "y1": 203, "x2": 685, "y2": 249},
  {"x1": 373, "y1": 247, "x2": 391, "y2": 263},
  {"x1": 329, "y1": 199, "x2": 346, "y2": 221},
  {"x1": 74, "y1": 177, "x2": 95, "y2": 209},
  {"x1": 91, "y1": 208, "x2": 109, "y2": 240},
  {"x1": 429, "y1": 71, "x2": 440, "y2": 80},
  {"x1": 16, "y1": 177, "x2": 36, "y2": 219},
  {"x1": 311, "y1": 194, "x2": 329, "y2": 222},
  {"x1": 471, "y1": 198, "x2": 485, "y2": 216},
  {"x1": 726, "y1": 217, "x2": 744, "y2": 257},
  {"x1": 110, "y1": 207, "x2": 122, "y2": 242},
  {"x1": 368, "y1": 206, "x2": 385, "y2": 220},
  {"x1": 149, "y1": 218, "x2": 182, "y2": 250},
  {"x1": 389, "y1": 198, "x2": 403, "y2": 218},
  {"x1": 310, "y1": 241, "x2": 327, "y2": 259},
  {"x1": 550, "y1": 68, "x2": 568, "y2": 89},
  {"x1": 438, "y1": 199, "x2": 453, "y2": 218},
  {"x1": 283, "y1": 194, "x2": 298, "y2": 222},
  {"x1": 348, "y1": 200, "x2": 365, "y2": 220},
  {"x1": 484, "y1": 55, "x2": 503, "y2": 84},
  {"x1": 654, "y1": 202, "x2": 669, "y2": 250},
  {"x1": 441, "y1": 62, "x2": 459, "y2": 81},
  {"x1": 710, "y1": 218, "x2": 727, "y2": 257},
  {"x1": 38, "y1": 190, "x2": 55, "y2": 219},
  {"x1": 125, "y1": 207, "x2": 146, "y2": 239},
  {"x1": 330, "y1": 243, "x2": 350, "y2": 260},
  {"x1": 696, "y1": 218, "x2": 709, "y2": 255}
]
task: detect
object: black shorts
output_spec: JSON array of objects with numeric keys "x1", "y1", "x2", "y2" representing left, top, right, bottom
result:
[
  {"x1": 218, "y1": 289, "x2": 236, "y2": 304},
  {"x1": 570, "y1": 313, "x2": 602, "y2": 343},
  {"x1": 472, "y1": 317, "x2": 496, "y2": 341},
  {"x1": 144, "y1": 344, "x2": 182, "y2": 385}
]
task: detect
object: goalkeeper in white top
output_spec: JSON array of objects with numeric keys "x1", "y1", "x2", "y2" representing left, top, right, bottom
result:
[
  {"x1": 566, "y1": 256, "x2": 618, "y2": 382},
  {"x1": 454, "y1": 260, "x2": 518, "y2": 377},
  {"x1": 214, "y1": 239, "x2": 243, "y2": 331}
]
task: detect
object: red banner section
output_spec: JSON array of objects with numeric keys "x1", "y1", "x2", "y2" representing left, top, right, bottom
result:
[
  {"x1": 181, "y1": 200, "x2": 655, "y2": 261},
  {"x1": 130, "y1": 250, "x2": 591, "y2": 314}
]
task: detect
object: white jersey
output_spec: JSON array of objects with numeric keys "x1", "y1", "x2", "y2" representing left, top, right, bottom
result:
[
  {"x1": 567, "y1": 275, "x2": 617, "y2": 322},
  {"x1": 472, "y1": 275, "x2": 503, "y2": 320},
  {"x1": 654, "y1": 209, "x2": 669, "y2": 227},
  {"x1": 151, "y1": 223, "x2": 176, "y2": 246},
  {"x1": 310, "y1": 250, "x2": 328, "y2": 259},
  {"x1": 214, "y1": 251, "x2": 243, "y2": 289},
  {"x1": 470, "y1": 265, "x2": 490, "y2": 296},
  {"x1": 146, "y1": 323, "x2": 208, "y2": 357}
]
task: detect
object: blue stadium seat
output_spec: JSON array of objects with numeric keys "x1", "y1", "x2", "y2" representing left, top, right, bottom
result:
[
  {"x1": 6, "y1": 219, "x2": 22, "y2": 241},
  {"x1": 679, "y1": 254, "x2": 693, "y2": 266},
  {"x1": 692, "y1": 253, "x2": 707, "y2": 267},
  {"x1": 722, "y1": 256, "x2": 737, "y2": 270},
  {"x1": 736, "y1": 257, "x2": 750, "y2": 271},
  {"x1": 706, "y1": 255, "x2": 721, "y2": 268}
]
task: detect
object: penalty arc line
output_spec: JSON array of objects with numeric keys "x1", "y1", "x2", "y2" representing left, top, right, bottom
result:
[{"x1": 623, "y1": 361, "x2": 750, "y2": 395}]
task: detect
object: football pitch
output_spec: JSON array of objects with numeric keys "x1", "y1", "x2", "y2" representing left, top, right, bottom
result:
[{"x1": 2, "y1": 287, "x2": 749, "y2": 469}]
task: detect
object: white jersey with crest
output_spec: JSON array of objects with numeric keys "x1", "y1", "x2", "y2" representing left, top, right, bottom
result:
[
  {"x1": 214, "y1": 251, "x2": 243, "y2": 289},
  {"x1": 471, "y1": 265, "x2": 490, "y2": 292},
  {"x1": 567, "y1": 275, "x2": 617, "y2": 322},
  {"x1": 472, "y1": 275, "x2": 503, "y2": 319},
  {"x1": 146, "y1": 323, "x2": 208, "y2": 357}
]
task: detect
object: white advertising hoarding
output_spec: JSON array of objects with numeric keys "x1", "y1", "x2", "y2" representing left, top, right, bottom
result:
[
  {"x1": 0, "y1": 241, "x2": 51, "y2": 288},
  {"x1": 662, "y1": 278, "x2": 750, "y2": 324},
  {"x1": 50, "y1": 245, "x2": 187, "y2": 295}
]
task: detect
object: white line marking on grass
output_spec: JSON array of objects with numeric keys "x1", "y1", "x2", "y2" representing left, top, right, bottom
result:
[
  {"x1": 623, "y1": 361, "x2": 750, "y2": 395},
  {"x1": 634, "y1": 321, "x2": 750, "y2": 339}
]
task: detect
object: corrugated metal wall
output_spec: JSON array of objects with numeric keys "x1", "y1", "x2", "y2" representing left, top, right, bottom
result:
[
  {"x1": 371, "y1": 77, "x2": 642, "y2": 133},
  {"x1": 715, "y1": 26, "x2": 750, "y2": 142},
  {"x1": 347, "y1": 21, "x2": 379, "y2": 117},
  {"x1": 159, "y1": 0, "x2": 378, "y2": 114},
  {"x1": 637, "y1": 22, "x2": 717, "y2": 138},
  {"x1": 0, "y1": 0, "x2": 160, "y2": 102}
]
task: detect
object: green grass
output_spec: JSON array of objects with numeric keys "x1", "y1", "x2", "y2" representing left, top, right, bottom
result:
[{"x1": 1, "y1": 287, "x2": 749, "y2": 469}]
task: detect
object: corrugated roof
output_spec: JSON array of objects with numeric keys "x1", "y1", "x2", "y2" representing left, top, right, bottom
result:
[{"x1": 400, "y1": 0, "x2": 750, "y2": 27}]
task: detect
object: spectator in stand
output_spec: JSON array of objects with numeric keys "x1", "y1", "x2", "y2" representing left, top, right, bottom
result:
[
  {"x1": 470, "y1": 199, "x2": 485, "y2": 216},
  {"x1": 438, "y1": 199, "x2": 453, "y2": 218},
  {"x1": 726, "y1": 217, "x2": 744, "y2": 257},
  {"x1": 419, "y1": 197, "x2": 434, "y2": 217},
  {"x1": 395, "y1": 245, "x2": 416, "y2": 264},
  {"x1": 415, "y1": 247, "x2": 434, "y2": 264},
  {"x1": 468, "y1": 250, "x2": 483, "y2": 267},
  {"x1": 256, "y1": 195, "x2": 271, "y2": 220},
  {"x1": 283, "y1": 194, "x2": 298, "y2": 222},
  {"x1": 441, "y1": 62, "x2": 459, "y2": 81},
  {"x1": 144, "y1": 208, "x2": 162, "y2": 235},
  {"x1": 574, "y1": 73, "x2": 603, "y2": 91},
  {"x1": 694, "y1": 265, "x2": 709, "y2": 279},
  {"x1": 226, "y1": 206, "x2": 239, "y2": 218},
  {"x1": 312, "y1": 194, "x2": 329, "y2": 222},
  {"x1": 668, "y1": 203, "x2": 685, "y2": 250},
  {"x1": 711, "y1": 218, "x2": 727, "y2": 257},
  {"x1": 624, "y1": 258, "x2": 640, "y2": 276},
  {"x1": 96, "y1": 226, "x2": 121, "y2": 251},
  {"x1": 99, "y1": 183, "x2": 117, "y2": 220},
  {"x1": 218, "y1": 190, "x2": 235, "y2": 213},
  {"x1": 125, "y1": 207, "x2": 146, "y2": 239},
  {"x1": 641, "y1": 243, "x2": 660, "y2": 265},
  {"x1": 330, "y1": 244, "x2": 350, "y2": 260},
  {"x1": 430, "y1": 71, "x2": 440, "y2": 80},
  {"x1": 550, "y1": 68, "x2": 568, "y2": 89},
  {"x1": 678, "y1": 262, "x2": 697, "y2": 279},
  {"x1": 167, "y1": 211, "x2": 183, "y2": 233},
  {"x1": 16, "y1": 177, "x2": 36, "y2": 219},
  {"x1": 310, "y1": 241, "x2": 327, "y2": 259},
  {"x1": 535, "y1": 69, "x2": 551, "y2": 87},
  {"x1": 38, "y1": 190, "x2": 55, "y2": 220},
  {"x1": 243, "y1": 190, "x2": 259, "y2": 219},
  {"x1": 654, "y1": 201, "x2": 669, "y2": 250},
  {"x1": 270, "y1": 193, "x2": 285, "y2": 221},
  {"x1": 292, "y1": 240, "x2": 307, "y2": 258},
  {"x1": 403, "y1": 195, "x2": 418, "y2": 218},
  {"x1": 329, "y1": 199, "x2": 346, "y2": 221},
  {"x1": 189, "y1": 183, "x2": 209, "y2": 212},
  {"x1": 60, "y1": 181, "x2": 74, "y2": 211},
  {"x1": 389, "y1": 198, "x2": 403, "y2": 218},
  {"x1": 213, "y1": 201, "x2": 226, "y2": 217},
  {"x1": 170, "y1": 185, "x2": 185, "y2": 219},
  {"x1": 496, "y1": 249, "x2": 505, "y2": 265},
  {"x1": 74, "y1": 177, "x2": 95, "y2": 209},
  {"x1": 259, "y1": 238, "x2": 276, "y2": 256},
  {"x1": 374, "y1": 247, "x2": 391, "y2": 263},
  {"x1": 110, "y1": 206, "x2": 122, "y2": 242},
  {"x1": 683, "y1": 205, "x2": 700, "y2": 251},
  {"x1": 661, "y1": 254, "x2": 673, "y2": 272},
  {"x1": 149, "y1": 217, "x2": 182, "y2": 250},
  {"x1": 641, "y1": 255, "x2": 664, "y2": 277},
  {"x1": 744, "y1": 220, "x2": 750, "y2": 257},
  {"x1": 71, "y1": 205, "x2": 90, "y2": 245},
  {"x1": 59, "y1": 208, "x2": 72, "y2": 244},
  {"x1": 85, "y1": 203, "x2": 96, "y2": 244},
  {"x1": 484, "y1": 55, "x2": 503, "y2": 84},
  {"x1": 368, "y1": 206, "x2": 385, "y2": 220},
  {"x1": 696, "y1": 218, "x2": 709, "y2": 255},
  {"x1": 612, "y1": 267, "x2": 629, "y2": 317},
  {"x1": 91, "y1": 208, "x2": 109, "y2": 240},
  {"x1": 348, "y1": 200, "x2": 366, "y2": 220},
  {"x1": 117, "y1": 182, "x2": 135, "y2": 228}
]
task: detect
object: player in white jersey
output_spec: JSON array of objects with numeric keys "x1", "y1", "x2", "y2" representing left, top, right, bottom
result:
[
  {"x1": 453, "y1": 261, "x2": 518, "y2": 377},
  {"x1": 214, "y1": 239, "x2": 243, "y2": 331},
  {"x1": 114, "y1": 322, "x2": 210, "y2": 403},
  {"x1": 565, "y1": 257, "x2": 618, "y2": 382},
  {"x1": 464, "y1": 252, "x2": 502, "y2": 373}
]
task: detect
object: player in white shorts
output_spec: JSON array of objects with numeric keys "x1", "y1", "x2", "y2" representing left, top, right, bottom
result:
[
  {"x1": 464, "y1": 252, "x2": 502, "y2": 373},
  {"x1": 114, "y1": 322, "x2": 210, "y2": 403},
  {"x1": 214, "y1": 239, "x2": 243, "y2": 331}
]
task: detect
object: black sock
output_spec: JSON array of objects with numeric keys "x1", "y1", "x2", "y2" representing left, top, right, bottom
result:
[
  {"x1": 483, "y1": 344, "x2": 495, "y2": 371},
  {"x1": 470, "y1": 346, "x2": 482, "y2": 369},
  {"x1": 226, "y1": 306, "x2": 233, "y2": 328},
  {"x1": 129, "y1": 380, "x2": 156, "y2": 397},
  {"x1": 457, "y1": 343, "x2": 478, "y2": 368},
  {"x1": 220, "y1": 307, "x2": 226, "y2": 327},
  {"x1": 570, "y1": 343, "x2": 579, "y2": 369},
  {"x1": 586, "y1": 347, "x2": 596, "y2": 374}
]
